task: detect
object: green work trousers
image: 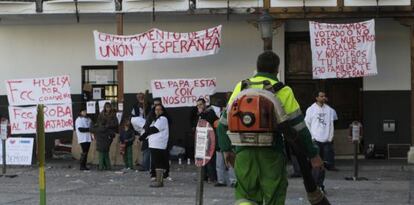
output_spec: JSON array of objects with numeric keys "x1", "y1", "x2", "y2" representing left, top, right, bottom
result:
[
  {"x1": 98, "y1": 151, "x2": 111, "y2": 170},
  {"x1": 234, "y1": 147, "x2": 288, "y2": 205},
  {"x1": 123, "y1": 144, "x2": 133, "y2": 169}
]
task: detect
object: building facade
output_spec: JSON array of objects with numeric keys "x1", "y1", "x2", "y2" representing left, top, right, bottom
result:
[{"x1": 0, "y1": 0, "x2": 412, "y2": 158}]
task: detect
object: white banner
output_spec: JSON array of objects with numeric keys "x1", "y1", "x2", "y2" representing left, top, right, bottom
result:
[
  {"x1": 5, "y1": 75, "x2": 72, "y2": 106},
  {"x1": 8, "y1": 104, "x2": 73, "y2": 134},
  {"x1": 309, "y1": 20, "x2": 377, "y2": 79},
  {"x1": 0, "y1": 138, "x2": 34, "y2": 165},
  {"x1": 94, "y1": 25, "x2": 222, "y2": 61},
  {"x1": 151, "y1": 78, "x2": 216, "y2": 108}
]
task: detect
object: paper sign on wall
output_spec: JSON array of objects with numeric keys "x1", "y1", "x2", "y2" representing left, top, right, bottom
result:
[
  {"x1": 94, "y1": 25, "x2": 222, "y2": 61},
  {"x1": 0, "y1": 138, "x2": 34, "y2": 165},
  {"x1": 86, "y1": 101, "x2": 96, "y2": 114},
  {"x1": 309, "y1": 20, "x2": 377, "y2": 79},
  {"x1": 150, "y1": 78, "x2": 216, "y2": 108},
  {"x1": 5, "y1": 75, "x2": 71, "y2": 106},
  {"x1": 99, "y1": 100, "x2": 111, "y2": 112},
  {"x1": 93, "y1": 87, "x2": 102, "y2": 100},
  {"x1": 8, "y1": 104, "x2": 73, "y2": 134}
]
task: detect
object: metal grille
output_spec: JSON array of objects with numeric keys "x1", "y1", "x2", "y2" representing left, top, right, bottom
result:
[{"x1": 388, "y1": 144, "x2": 410, "y2": 159}]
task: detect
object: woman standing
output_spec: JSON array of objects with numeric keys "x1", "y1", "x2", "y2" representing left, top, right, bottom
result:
[
  {"x1": 75, "y1": 108, "x2": 92, "y2": 171},
  {"x1": 94, "y1": 102, "x2": 119, "y2": 171},
  {"x1": 140, "y1": 104, "x2": 169, "y2": 187}
]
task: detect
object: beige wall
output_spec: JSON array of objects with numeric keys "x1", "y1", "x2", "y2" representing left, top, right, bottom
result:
[{"x1": 0, "y1": 15, "x2": 285, "y2": 95}]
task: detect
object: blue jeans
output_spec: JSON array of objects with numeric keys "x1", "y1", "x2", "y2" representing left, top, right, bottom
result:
[
  {"x1": 320, "y1": 141, "x2": 335, "y2": 169},
  {"x1": 216, "y1": 151, "x2": 236, "y2": 185},
  {"x1": 142, "y1": 148, "x2": 151, "y2": 171},
  {"x1": 312, "y1": 141, "x2": 335, "y2": 189}
]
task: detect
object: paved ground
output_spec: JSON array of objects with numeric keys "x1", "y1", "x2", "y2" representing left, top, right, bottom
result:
[{"x1": 0, "y1": 159, "x2": 412, "y2": 205}]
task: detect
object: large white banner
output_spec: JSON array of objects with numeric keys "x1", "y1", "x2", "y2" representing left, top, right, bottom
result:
[
  {"x1": 0, "y1": 138, "x2": 34, "y2": 165},
  {"x1": 5, "y1": 75, "x2": 72, "y2": 106},
  {"x1": 151, "y1": 78, "x2": 216, "y2": 108},
  {"x1": 94, "y1": 25, "x2": 222, "y2": 61},
  {"x1": 309, "y1": 20, "x2": 377, "y2": 79},
  {"x1": 8, "y1": 104, "x2": 73, "y2": 134}
]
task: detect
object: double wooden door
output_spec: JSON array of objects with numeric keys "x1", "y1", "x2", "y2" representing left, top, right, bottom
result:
[{"x1": 285, "y1": 32, "x2": 362, "y2": 129}]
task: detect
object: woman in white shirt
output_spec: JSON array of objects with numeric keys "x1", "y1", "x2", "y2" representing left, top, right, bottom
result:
[
  {"x1": 140, "y1": 104, "x2": 169, "y2": 187},
  {"x1": 75, "y1": 108, "x2": 92, "y2": 171}
]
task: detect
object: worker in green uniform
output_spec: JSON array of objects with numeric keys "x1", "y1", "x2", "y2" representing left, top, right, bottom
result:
[{"x1": 217, "y1": 51, "x2": 324, "y2": 205}]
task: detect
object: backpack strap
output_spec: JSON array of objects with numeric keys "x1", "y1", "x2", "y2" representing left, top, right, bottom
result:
[
  {"x1": 240, "y1": 79, "x2": 285, "y2": 93},
  {"x1": 272, "y1": 82, "x2": 285, "y2": 93},
  {"x1": 240, "y1": 79, "x2": 251, "y2": 91}
]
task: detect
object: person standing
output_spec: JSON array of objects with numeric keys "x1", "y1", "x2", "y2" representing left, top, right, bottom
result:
[
  {"x1": 140, "y1": 104, "x2": 170, "y2": 187},
  {"x1": 138, "y1": 98, "x2": 164, "y2": 172},
  {"x1": 131, "y1": 92, "x2": 147, "y2": 117},
  {"x1": 94, "y1": 102, "x2": 119, "y2": 171},
  {"x1": 195, "y1": 98, "x2": 219, "y2": 184},
  {"x1": 212, "y1": 99, "x2": 236, "y2": 187},
  {"x1": 305, "y1": 91, "x2": 338, "y2": 193},
  {"x1": 217, "y1": 51, "x2": 323, "y2": 205},
  {"x1": 75, "y1": 107, "x2": 92, "y2": 171}
]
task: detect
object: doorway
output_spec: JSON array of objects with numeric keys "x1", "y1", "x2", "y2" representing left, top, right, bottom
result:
[{"x1": 285, "y1": 32, "x2": 363, "y2": 155}]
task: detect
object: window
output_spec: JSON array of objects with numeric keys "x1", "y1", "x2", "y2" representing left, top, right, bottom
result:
[{"x1": 82, "y1": 65, "x2": 118, "y2": 102}]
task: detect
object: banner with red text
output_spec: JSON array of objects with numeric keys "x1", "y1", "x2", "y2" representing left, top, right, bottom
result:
[
  {"x1": 151, "y1": 78, "x2": 216, "y2": 108},
  {"x1": 309, "y1": 20, "x2": 377, "y2": 79},
  {"x1": 5, "y1": 75, "x2": 71, "y2": 106},
  {"x1": 94, "y1": 25, "x2": 222, "y2": 61},
  {"x1": 9, "y1": 104, "x2": 73, "y2": 134}
]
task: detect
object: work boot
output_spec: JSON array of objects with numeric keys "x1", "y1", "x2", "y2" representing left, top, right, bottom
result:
[
  {"x1": 307, "y1": 187, "x2": 325, "y2": 205},
  {"x1": 150, "y1": 169, "x2": 164, "y2": 188},
  {"x1": 80, "y1": 153, "x2": 89, "y2": 171}
]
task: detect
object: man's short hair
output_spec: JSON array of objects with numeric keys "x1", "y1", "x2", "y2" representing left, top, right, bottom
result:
[
  {"x1": 197, "y1": 98, "x2": 206, "y2": 104},
  {"x1": 313, "y1": 90, "x2": 326, "y2": 98},
  {"x1": 153, "y1": 97, "x2": 162, "y2": 104},
  {"x1": 257, "y1": 51, "x2": 280, "y2": 73}
]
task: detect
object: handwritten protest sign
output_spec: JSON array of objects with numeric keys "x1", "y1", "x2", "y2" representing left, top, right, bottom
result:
[
  {"x1": 309, "y1": 20, "x2": 377, "y2": 79},
  {"x1": 0, "y1": 138, "x2": 34, "y2": 165},
  {"x1": 8, "y1": 104, "x2": 73, "y2": 134},
  {"x1": 5, "y1": 75, "x2": 71, "y2": 106},
  {"x1": 151, "y1": 78, "x2": 216, "y2": 108},
  {"x1": 94, "y1": 25, "x2": 222, "y2": 61}
]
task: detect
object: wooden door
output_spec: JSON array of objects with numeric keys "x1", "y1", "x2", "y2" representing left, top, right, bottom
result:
[{"x1": 285, "y1": 32, "x2": 362, "y2": 154}]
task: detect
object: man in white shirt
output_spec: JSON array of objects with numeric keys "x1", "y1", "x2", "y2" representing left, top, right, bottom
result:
[{"x1": 305, "y1": 91, "x2": 338, "y2": 193}]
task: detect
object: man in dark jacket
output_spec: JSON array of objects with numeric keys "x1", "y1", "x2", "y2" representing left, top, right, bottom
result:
[{"x1": 195, "y1": 98, "x2": 219, "y2": 183}]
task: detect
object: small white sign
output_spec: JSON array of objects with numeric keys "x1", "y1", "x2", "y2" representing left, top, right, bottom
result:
[
  {"x1": 118, "y1": 103, "x2": 124, "y2": 112},
  {"x1": 195, "y1": 127, "x2": 208, "y2": 159},
  {"x1": 93, "y1": 88, "x2": 102, "y2": 100},
  {"x1": 0, "y1": 122, "x2": 7, "y2": 140},
  {"x1": 86, "y1": 101, "x2": 96, "y2": 114},
  {"x1": 0, "y1": 138, "x2": 34, "y2": 165}
]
